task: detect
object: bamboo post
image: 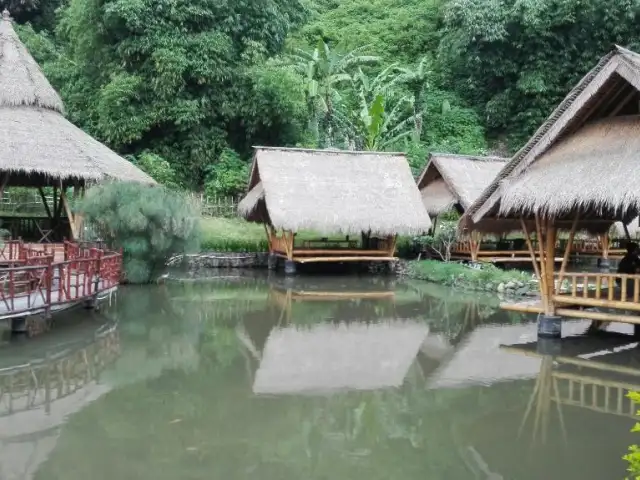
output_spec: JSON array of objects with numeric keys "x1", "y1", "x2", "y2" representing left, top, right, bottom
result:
[
  {"x1": 535, "y1": 215, "x2": 550, "y2": 313},
  {"x1": 557, "y1": 214, "x2": 579, "y2": 291},
  {"x1": 601, "y1": 234, "x2": 610, "y2": 259},
  {"x1": 544, "y1": 220, "x2": 557, "y2": 315},
  {"x1": 263, "y1": 224, "x2": 273, "y2": 252},
  {"x1": 521, "y1": 219, "x2": 542, "y2": 281},
  {"x1": 73, "y1": 184, "x2": 85, "y2": 238},
  {"x1": 60, "y1": 186, "x2": 78, "y2": 241},
  {"x1": 387, "y1": 235, "x2": 398, "y2": 256},
  {"x1": 37, "y1": 187, "x2": 52, "y2": 219}
]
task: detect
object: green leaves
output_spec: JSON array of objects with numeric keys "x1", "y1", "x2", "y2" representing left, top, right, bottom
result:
[{"x1": 80, "y1": 183, "x2": 200, "y2": 283}]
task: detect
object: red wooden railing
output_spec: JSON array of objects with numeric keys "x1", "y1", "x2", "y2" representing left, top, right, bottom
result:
[{"x1": 0, "y1": 240, "x2": 122, "y2": 318}]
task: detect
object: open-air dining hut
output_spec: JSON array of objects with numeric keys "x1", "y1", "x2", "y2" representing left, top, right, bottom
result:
[
  {"x1": 417, "y1": 153, "x2": 513, "y2": 262},
  {"x1": 0, "y1": 10, "x2": 154, "y2": 242},
  {"x1": 238, "y1": 146, "x2": 431, "y2": 272},
  {"x1": 460, "y1": 46, "x2": 640, "y2": 335}
]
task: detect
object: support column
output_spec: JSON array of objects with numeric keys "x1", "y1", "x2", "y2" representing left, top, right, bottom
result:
[
  {"x1": 283, "y1": 230, "x2": 296, "y2": 275},
  {"x1": 264, "y1": 224, "x2": 277, "y2": 271},
  {"x1": 526, "y1": 215, "x2": 561, "y2": 338},
  {"x1": 597, "y1": 234, "x2": 611, "y2": 271},
  {"x1": 10, "y1": 317, "x2": 27, "y2": 335}
]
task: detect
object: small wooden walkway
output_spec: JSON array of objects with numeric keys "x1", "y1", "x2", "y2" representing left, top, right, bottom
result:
[{"x1": 0, "y1": 240, "x2": 121, "y2": 322}]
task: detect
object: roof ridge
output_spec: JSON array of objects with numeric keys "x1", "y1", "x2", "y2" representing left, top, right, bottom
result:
[
  {"x1": 253, "y1": 146, "x2": 406, "y2": 156},
  {"x1": 463, "y1": 47, "x2": 630, "y2": 225}
]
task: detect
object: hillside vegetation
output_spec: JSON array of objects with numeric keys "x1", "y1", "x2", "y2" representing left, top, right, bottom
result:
[{"x1": 11, "y1": 0, "x2": 640, "y2": 195}]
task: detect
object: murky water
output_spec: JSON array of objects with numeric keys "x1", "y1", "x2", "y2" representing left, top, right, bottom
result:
[{"x1": 1, "y1": 272, "x2": 638, "y2": 479}]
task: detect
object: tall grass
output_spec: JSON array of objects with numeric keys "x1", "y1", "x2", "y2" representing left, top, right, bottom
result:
[
  {"x1": 199, "y1": 217, "x2": 368, "y2": 253},
  {"x1": 200, "y1": 217, "x2": 268, "y2": 252}
]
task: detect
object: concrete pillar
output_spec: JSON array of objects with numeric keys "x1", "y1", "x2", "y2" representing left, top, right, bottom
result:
[
  {"x1": 537, "y1": 314, "x2": 562, "y2": 338},
  {"x1": 536, "y1": 337, "x2": 562, "y2": 356},
  {"x1": 84, "y1": 295, "x2": 98, "y2": 310},
  {"x1": 597, "y1": 257, "x2": 611, "y2": 272},
  {"x1": 267, "y1": 253, "x2": 277, "y2": 271},
  {"x1": 10, "y1": 317, "x2": 27, "y2": 335},
  {"x1": 284, "y1": 259, "x2": 297, "y2": 275}
]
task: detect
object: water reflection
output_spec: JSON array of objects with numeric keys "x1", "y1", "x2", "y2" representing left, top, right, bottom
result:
[
  {"x1": 0, "y1": 316, "x2": 119, "y2": 480},
  {"x1": 0, "y1": 274, "x2": 638, "y2": 479}
]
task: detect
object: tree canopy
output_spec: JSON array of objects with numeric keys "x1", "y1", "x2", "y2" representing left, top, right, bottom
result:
[{"x1": 14, "y1": 0, "x2": 640, "y2": 193}]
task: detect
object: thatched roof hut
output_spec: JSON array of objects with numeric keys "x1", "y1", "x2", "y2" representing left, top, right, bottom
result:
[
  {"x1": 238, "y1": 147, "x2": 431, "y2": 235},
  {"x1": 460, "y1": 46, "x2": 640, "y2": 234},
  {"x1": 0, "y1": 11, "x2": 154, "y2": 187},
  {"x1": 416, "y1": 153, "x2": 506, "y2": 216}
]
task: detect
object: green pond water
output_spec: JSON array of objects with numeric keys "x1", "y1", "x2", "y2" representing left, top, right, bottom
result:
[{"x1": 0, "y1": 272, "x2": 638, "y2": 480}]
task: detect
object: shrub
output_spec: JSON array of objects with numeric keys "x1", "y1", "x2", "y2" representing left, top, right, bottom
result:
[
  {"x1": 130, "y1": 151, "x2": 181, "y2": 190},
  {"x1": 203, "y1": 148, "x2": 250, "y2": 198},
  {"x1": 625, "y1": 391, "x2": 640, "y2": 479},
  {"x1": 80, "y1": 182, "x2": 200, "y2": 283}
]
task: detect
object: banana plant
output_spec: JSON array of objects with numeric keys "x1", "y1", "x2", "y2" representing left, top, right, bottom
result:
[
  {"x1": 288, "y1": 40, "x2": 379, "y2": 147},
  {"x1": 358, "y1": 93, "x2": 418, "y2": 151}
]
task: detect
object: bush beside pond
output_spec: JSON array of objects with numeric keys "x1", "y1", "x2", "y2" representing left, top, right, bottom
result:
[{"x1": 404, "y1": 260, "x2": 537, "y2": 297}]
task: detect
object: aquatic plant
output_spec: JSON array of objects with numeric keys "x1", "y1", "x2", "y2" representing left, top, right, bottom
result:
[
  {"x1": 624, "y1": 391, "x2": 640, "y2": 479},
  {"x1": 80, "y1": 182, "x2": 200, "y2": 283}
]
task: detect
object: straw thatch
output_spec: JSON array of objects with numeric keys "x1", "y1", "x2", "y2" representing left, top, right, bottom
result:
[
  {"x1": 417, "y1": 153, "x2": 506, "y2": 216},
  {"x1": 461, "y1": 46, "x2": 640, "y2": 233},
  {"x1": 0, "y1": 11, "x2": 154, "y2": 186},
  {"x1": 253, "y1": 320, "x2": 429, "y2": 395},
  {"x1": 238, "y1": 147, "x2": 431, "y2": 235}
]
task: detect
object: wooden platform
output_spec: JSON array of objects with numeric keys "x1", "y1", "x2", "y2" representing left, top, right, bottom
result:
[{"x1": 0, "y1": 240, "x2": 122, "y2": 323}]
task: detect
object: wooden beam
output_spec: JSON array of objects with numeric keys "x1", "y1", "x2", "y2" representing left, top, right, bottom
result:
[
  {"x1": 38, "y1": 187, "x2": 53, "y2": 220},
  {"x1": 607, "y1": 88, "x2": 637, "y2": 117},
  {"x1": 292, "y1": 249, "x2": 389, "y2": 255},
  {"x1": 544, "y1": 219, "x2": 557, "y2": 314},
  {"x1": 0, "y1": 173, "x2": 9, "y2": 203},
  {"x1": 557, "y1": 214, "x2": 579, "y2": 291},
  {"x1": 60, "y1": 187, "x2": 78, "y2": 240},
  {"x1": 292, "y1": 256, "x2": 397, "y2": 263},
  {"x1": 534, "y1": 215, "x2": 549, "y2": 310}
]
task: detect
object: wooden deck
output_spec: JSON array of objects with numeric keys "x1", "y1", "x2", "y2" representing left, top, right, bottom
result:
[
  {"x1": 0, "y1": 240, "x2": 122, "y2": 322},
  {"x1": 502, "y1": 272, "x2": 640, "y2": 324}
]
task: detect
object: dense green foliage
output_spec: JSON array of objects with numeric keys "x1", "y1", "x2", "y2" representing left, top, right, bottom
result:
[
  {"x1": 80, "y1": 183, "x2": 200, "y2": 283},
  {"x1": 407, "y1": 259, "x2": 531, "y2": 292},
  {"x1": 625, "y1": 391, "x2": 640, "y2": 479},
  {"x1": 14, "y1": 0, "x2": 640, "y2": 194}
]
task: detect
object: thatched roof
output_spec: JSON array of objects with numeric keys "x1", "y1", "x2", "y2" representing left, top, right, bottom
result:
[
  {"x1": 252, "y1": 320, "x2": 429, "y2": 395},
  {"x1": 461, "y1": 46, "x2": 640, "y2": 233},
  {"x1": 238, "y1": 147, "x2": 431, "y2": 235},
  {"x1": 416, "y1": 153, "x2": 506, "y2": 216},
  {"x1": 0, "y1": 11, "x2": 154, "y2": 186}
]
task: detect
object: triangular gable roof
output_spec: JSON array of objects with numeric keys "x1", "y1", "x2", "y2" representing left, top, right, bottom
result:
[
  {"x1": 463, "y1": 46, "x2": 640, "y2": 228},
  {"x1": 0, "y1": 10, "x2": 155, "y2": 186},
  {"x1": 238, "y1": 147, "x2": 432, "y2": 235},
  {"x1": 417, "y1": 153, "x2": 506, "y2": 216}
]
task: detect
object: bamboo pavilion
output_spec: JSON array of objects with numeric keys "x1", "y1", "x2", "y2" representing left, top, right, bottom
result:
[
  {"x1": 416, "y1": 153, "x2": 527, "y2": 262},
  {"x1": 460, "y1": 46, "x2": 640, "y2": 335},
  {"x1": 238, "y1": 146, "x2": 431, "y2": 272},
  {"x1": 0, "y1": 10, "x2": 154, "y2": 241}
]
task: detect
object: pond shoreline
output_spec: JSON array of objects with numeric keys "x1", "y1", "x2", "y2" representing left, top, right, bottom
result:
[
  {"x1": 168, "y1": 252, "x2": 538, "y2": 299},
  {"x1": 400, "y1": 259, "x2": 538, "y2": 298}
]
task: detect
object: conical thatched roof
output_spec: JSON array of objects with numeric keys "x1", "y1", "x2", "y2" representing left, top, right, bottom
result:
[
  {"x1": 0, "y1": 11, "x2": 154, "y2": 186},
  {"x1": 238, "y1": 147, "x2": 431, "y2": 235},
  {"x1": 416, "y1": 153, "x2": 506, "y2": 216},
  {"x1": 461, "y1": 46, "x2": 640, "y2": 233}
]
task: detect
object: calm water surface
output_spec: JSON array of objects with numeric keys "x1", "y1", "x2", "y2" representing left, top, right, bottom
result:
[{"x1": 1, "y1": 272, "x2": 638, "y2": 479}]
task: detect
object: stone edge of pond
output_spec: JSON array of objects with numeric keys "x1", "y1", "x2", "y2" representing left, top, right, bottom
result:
[{"x1": 168, "y1": 252, "x2": 270, "y2": 269}]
